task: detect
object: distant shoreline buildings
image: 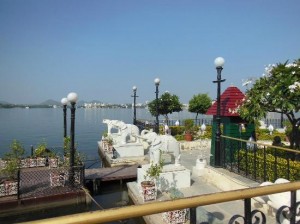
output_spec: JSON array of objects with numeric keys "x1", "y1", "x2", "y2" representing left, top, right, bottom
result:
[{"x1": 0, "y1": 101, "x2": 190, "y2": 109}]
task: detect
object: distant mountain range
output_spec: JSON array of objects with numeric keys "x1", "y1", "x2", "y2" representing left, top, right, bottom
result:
[{"x1": 0, "y1": 100, "x2": 11, "y2": 104}]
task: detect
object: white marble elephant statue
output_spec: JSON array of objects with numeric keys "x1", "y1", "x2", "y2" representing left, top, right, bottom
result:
[
  {"x1": 103, "y1": 119, "x2": 119, "y2": 136},
  {"x1": 254, "y1": 178, "x2": 300, "y2": 224},
  {"x1": 102, "y1": 119, "x2": 140, "y2": 144},
  {"x1": 140, "y1": 129, "x2": 180, "y2": 165}
]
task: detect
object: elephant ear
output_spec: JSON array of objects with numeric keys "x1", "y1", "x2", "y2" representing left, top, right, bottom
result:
[{"x1": 142, "y1": 141, "x2": 150, "y2": 149}]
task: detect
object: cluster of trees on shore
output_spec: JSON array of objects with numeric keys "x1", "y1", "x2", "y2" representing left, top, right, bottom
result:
[{"x1": 147, "y1": 59, "x2": 300, "y2": 150}]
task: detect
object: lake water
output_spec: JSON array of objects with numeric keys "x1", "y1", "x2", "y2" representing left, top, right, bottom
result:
[
  {"x1": 0, "y1": 108, "x2": 200, "y2": 166},
  {"x1": 0, "y1": 107, "x2": 201, "y2": 223},
  {"x1": 0, "y1": 108, "x2": 288, "y2": 223}
]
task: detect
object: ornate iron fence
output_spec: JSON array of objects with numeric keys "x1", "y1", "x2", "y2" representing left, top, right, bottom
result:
[
  {"x1": 221, "y1": 135, "x2": 300, "y2": 183},
  {"x1": 0, "y1": 163, "x2": 84, "y2": 199},
  {"x1": 20, "y1": 181, "x2": 300, "y2": 224}
]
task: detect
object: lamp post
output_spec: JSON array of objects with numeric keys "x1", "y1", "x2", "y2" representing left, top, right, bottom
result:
[
  {"x1": 131, "y1": 86, "x2": 138, "y2": 125},
  {"x1": 154, "y1": 78, "x2": 160, "y2": 134},
  {"x1": 213, "y1": 57, "x2": 226, "y2": 167},
  {"x1": 61, "y1": 97, "x2": 68, "y2": 138},
  {"x1": 67, "y1": 92, "x2": 78, "y2": 185}
]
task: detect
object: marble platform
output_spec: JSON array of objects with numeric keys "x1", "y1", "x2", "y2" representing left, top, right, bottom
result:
[{"x1": 137, "y1": 164, "x2": 191, "y2": 191}]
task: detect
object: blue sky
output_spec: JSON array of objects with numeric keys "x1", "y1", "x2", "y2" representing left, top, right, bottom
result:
[{"x1": 0, "y1": 0, "x2": 299, "y2": 104}]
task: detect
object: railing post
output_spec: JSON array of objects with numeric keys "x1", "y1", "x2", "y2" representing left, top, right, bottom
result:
[
  {"x1": 190, "y1": 207, "x2": 197, "y2": 224},
  {"x1": 230, "y1": 138, "x2": 233, "y2": 171},
  {"x1": 17, "y1": 168, "x2": 20, "y2": 199},
  {"x1": 245, "y1": 148, "x2": 248, "y2": 177},
  {"x1": 82, "y1": 165, "x2": 85, "y2": 186},
  {"x1": 237, "y1": 141, "x2": 240, "y2": 173},
  {"x1": 274, "y1": 148, "x2": 278, "y2": 181},
  {"x1": 222, "y1": 137, "x2": 226, "y2": 168},
  {"x1": 254, "y1": 148, "x2": 257, "y2": 181},
  {"x1": 290, "y1": 190, "x2": 296, "y2": 224},
  {"x1": 244, "y1": 198, "x2": 251, "y2": 224},
  {"x1": 31, "y1": 145, "x2": 34, "y2": 157},
  {"x1": 287, "y1": 156, "x2": 290, "y2": 180},
  {"x1": 263, "y1": 146, "x2": 267, "y2": 182}
]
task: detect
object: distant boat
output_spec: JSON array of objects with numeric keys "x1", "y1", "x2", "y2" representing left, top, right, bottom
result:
[
  {"x1": 53, "y1": 105, "x2": 57, "y2": 108},
  {"x1": 25, "y1": 106, "x2": 29, "y2": 109}
]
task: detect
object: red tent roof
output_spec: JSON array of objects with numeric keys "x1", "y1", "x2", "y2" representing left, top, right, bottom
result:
[{"x1": 206, "y1": 86, "x2": 245, "y2": 117}]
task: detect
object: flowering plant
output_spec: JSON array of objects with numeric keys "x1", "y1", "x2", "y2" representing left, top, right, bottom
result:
[{"x1": 239, "y1": 59, "x2": 300, "y2": 149}]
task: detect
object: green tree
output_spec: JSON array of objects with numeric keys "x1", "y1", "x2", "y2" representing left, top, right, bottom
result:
[
  {"x1": 148, "y1": 92, "x2": 183, "y2": 123},
  {"x1": 239, "y1": 59, "x2": 300, "y2": 149},
  {"x1": 1, "y1": 140, "x2": 25, "y2": 179},
  {"x1": 188, "y1": 93, "x2": 212, "y2": 120}
]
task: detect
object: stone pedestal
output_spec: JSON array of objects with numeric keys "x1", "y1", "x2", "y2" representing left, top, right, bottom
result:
[
  {"x1": 137, "y1": 164, "x2": 191, "y2": 191},
  {"x1": 114, "y1": 143, "x2": 144, "y2": 157},
  {"x1": 192, "y1": 159, "x2": 207, "y2": 177}
]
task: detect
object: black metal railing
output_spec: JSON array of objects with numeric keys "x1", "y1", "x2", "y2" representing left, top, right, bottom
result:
[
  {"x1": 136, "y1": 118, "x2": 213, "y2": 130},
  {"x1": 19, "y1": 165, "x2": 84, "y2": 199},
  {"x1": 19, "y1": 181, "x2": 300, "y2": 224},
  {"x1": 136, "y1": 118, "x2": 286, "y2": 128},
  {"x1": 221, "y1": 135, "x2": 300, "y2": 183},
  {"x1": 0, "y1": 159, "x2": 84, "y2": 199}
]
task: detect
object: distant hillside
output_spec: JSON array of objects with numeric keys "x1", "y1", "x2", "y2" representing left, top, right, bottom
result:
[
  {"x1": 39, "y1": 99, "x2": 60, "y2": 105},
  {"x1": 0, "y1": 100, "x2": 12, "y2": 104}
]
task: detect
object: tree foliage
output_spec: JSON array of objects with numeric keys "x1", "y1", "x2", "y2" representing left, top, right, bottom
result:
[
  {"x1": 148, "y1": 92, "x2": 183, "y2": 122},
  {"x1": 188, "y1": 93, "x2": 212, "y2": 120},
  {"x1": 239, "y1": 59, "x2": 300, "y2": 149}
]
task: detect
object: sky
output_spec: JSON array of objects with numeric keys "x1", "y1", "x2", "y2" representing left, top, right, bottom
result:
[{"x1": 0, "y1": 0, "x2": 300, "y2": 104}]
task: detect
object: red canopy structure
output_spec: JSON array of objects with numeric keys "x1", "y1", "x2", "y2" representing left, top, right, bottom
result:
[
  {"x1": 206, "y1": 85, "x2": 245, "y2": 117},
  {"x1": 206, "y1": 85, "x2": 255, "y2": 167}
]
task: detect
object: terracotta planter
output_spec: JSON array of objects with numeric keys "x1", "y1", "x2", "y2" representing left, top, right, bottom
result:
[
  {"x1": 49, "y1": 158, "x2": 59, "y2": 168},
  {"x1": 50, "y1": 171, "x2": 65, "y2": 187},
  {"x1": 0, "y1": 160, "x2": 7, "y2": 169},
  {"x1": 21, "y1": 159, "x2": 29, "y2": 168},
  {"x1": 29, "y1": 158, "x2": 37, "y2": 167},
  {"x1": 0, "y1": 183, "x2": 5, "y2": 197},
  {"x1": 141, "y1": 181, "x2": 157, "y2": 202},
  {"x1": 184, "y1": 133, "x2": 193, "y2": 141},
  {"x1": 36, "y1": 157, "x2": 46, "y2": 167},
  {"x1": 162, "y1": 208, "x2": 188, "y2": 224},
  {"x1": 4, "y1": 180, "x2": 18, "y2": 196}
]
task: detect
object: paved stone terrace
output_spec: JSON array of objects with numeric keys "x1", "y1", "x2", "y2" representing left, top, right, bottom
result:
[{"x1": 128, "y1": 141, "x2": 277, "y2": 224}]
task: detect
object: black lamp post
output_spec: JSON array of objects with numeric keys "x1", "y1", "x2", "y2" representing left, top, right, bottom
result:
[
  {"x1": 67, "y1": 92, "x2": 78, "y2": 185},
  {"x1": 131, "y1": 86, "x2": 138, "y2": 125},
  {"x1": 213, "y1": 57, "x2": 225, "y2": 167},
  {"x1": 154, "y1": 78, "x2": 160, "y2": 134},
  {"x1": 61, "y1": 97, "x2": 68, "y2": 138}
]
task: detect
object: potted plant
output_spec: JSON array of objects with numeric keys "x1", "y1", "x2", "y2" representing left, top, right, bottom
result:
[
  {"x1": 141, "y1": 151, "x2": 164, "y2": 202},
  {"x1": 0, "y1": 140, "x2": 24, "y2": 196},
  {"x1": 102, "y1": 131, "x2": 108, "y2": 138},
  {"x1": 34, "y1": 140, "x2": 49, "y2": 167},
  {"x1": 162, "y1": 187, "x2": 188, "y2": 224},
  {"x1": 48, "y1": 153, "x2": 59, "y2": 168},
  {"x1": 183, "y1": 119, "x2": 194, "y2": 141},
  {"x1": 105, "y1": 137, "x2": 114, "y2": 152}
]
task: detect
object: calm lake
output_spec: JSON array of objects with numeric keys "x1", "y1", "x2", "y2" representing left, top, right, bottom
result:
[
  {"x1": 0, "y1": 107, "x2": 204, "y2": 223},
  {"x1": 0, "y1": 108, "x2": 201, "y2": 166}
]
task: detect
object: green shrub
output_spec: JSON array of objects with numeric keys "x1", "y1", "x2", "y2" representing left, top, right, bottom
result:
[
  {"x1": 255, "y1": 127, "x2": 286, "y2": 141},
  {"x1": 183, "y1": 119, "x2": 194, "y2": 134},
  {"x1": 236, "y1": 149, "x2": 300, "y2": 182},
  {"x1": 1, "y1": 140, "x2": 25, "y2": 180},
  {"x1": 174, "y1": 134, "x2": 184, "y2": 141},
  {"x1": 169, "y1": 126, "x2": 185, "y2": 136},
  {"x1": 170, "y1": 124, "x2": 212, "y2": 140}
]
